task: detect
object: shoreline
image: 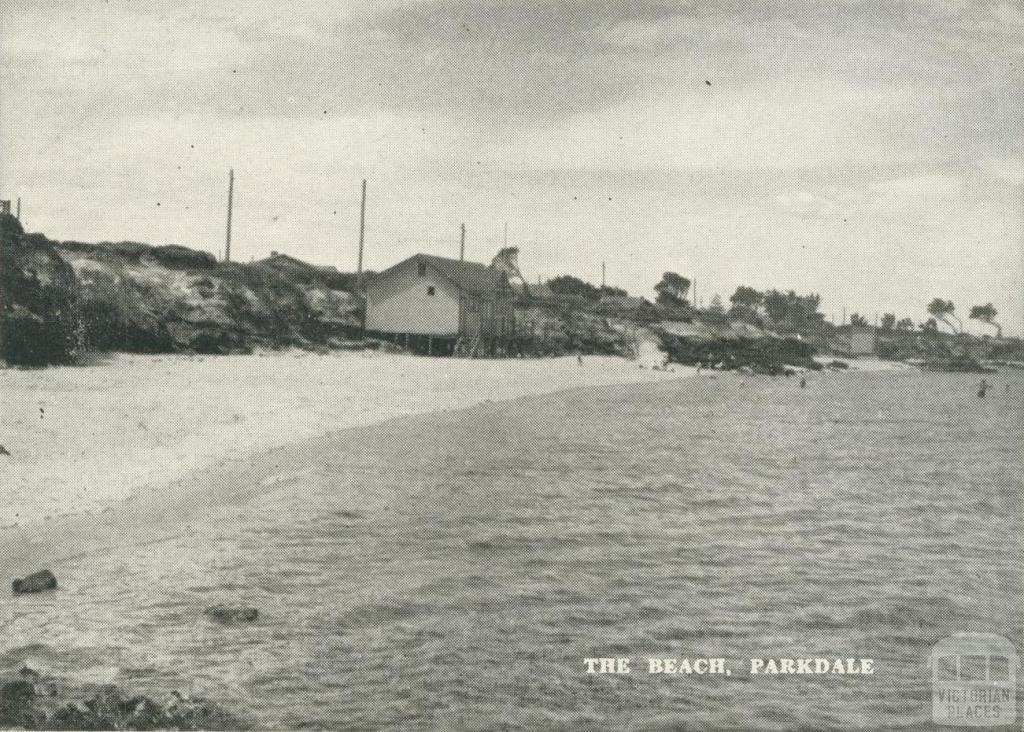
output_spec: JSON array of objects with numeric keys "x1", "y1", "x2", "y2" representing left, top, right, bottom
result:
[{"x1": 0, "y1": 351, "x2": 693, "y2": 575}]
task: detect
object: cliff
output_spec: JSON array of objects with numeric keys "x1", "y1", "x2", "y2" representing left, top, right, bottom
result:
[{"x1": 0, "y1": 215, "x2": 361, "y2": 365}]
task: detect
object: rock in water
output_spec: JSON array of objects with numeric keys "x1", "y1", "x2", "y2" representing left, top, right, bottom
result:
[
  {"x1": 12, "y1": 570, "x2": 57, "y2": 594},
  {"x1": 204, "y1": 605, "x2": 258, "y2": 624},
  {"x1": 0, "y1": 445, "x2": 10, "y2": 456}
]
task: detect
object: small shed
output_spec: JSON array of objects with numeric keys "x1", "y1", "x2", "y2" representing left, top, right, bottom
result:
[
  {"x1": 364, "y1": 253, "x2": 514, "y2": 353},
  {"x1": 831, "y1": 325, "x2": 877, "y2": 356}
]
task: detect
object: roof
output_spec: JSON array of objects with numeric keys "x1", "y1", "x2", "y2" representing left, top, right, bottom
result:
[{"x1": 373, "y1": 253, "x2": 508, "y2": 297}]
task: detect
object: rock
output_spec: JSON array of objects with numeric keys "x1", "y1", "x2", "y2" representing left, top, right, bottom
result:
[
  {"x1": 0, "y1": 445, "x2": 9, "y2": 456},
  {"x1": 204, "y1": 605, "x2": 258, "y2": 624},
  {"x1": 12, "y1": 570, "x2": 57, "y2": 594}
]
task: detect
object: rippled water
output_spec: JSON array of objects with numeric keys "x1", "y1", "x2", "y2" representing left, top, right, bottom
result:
[{"x1": 3, "y1": 369, "x2": 1022, "y2": 730}]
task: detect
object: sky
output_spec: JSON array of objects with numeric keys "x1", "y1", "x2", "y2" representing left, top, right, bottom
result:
[{"x1": 2, "y1": 0, "x2": 1022, "y2": 333}]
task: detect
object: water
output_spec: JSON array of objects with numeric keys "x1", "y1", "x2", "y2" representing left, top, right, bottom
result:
[{"x1": 2, "y1": 369, "x2": 1022, "y2": 730}]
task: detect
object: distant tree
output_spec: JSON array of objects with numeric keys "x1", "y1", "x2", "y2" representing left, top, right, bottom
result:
[
  {"x1": 654, "y1": 272, "x2": 691, "y2": 308},
  {"x1": 881, "y1": 313, "x2": 896, "y2": 330},
  {"x1": 547, "y1": 275, "x2": 602, "y2": 300},
  {"x1": 922, "y1": 318, "x2": 939, "y2": 332},
  {"x1": 599, "y1": 284, "x2": 628, "y2": 297},
  {"x1": 849, "y1": 313, "x2": 869, "y2": 327},
  {"x1": 896, "y1": 317, "x2": 915, "y2": 331},
  {"x1": 729, "y1": 285, "x2": 763, "y2": 310},
  {"x1": 969, "y1": 303, "x2": 1001, "y2": 338},
  {"x1": 762, "y1": 289, "x2": 790, "y2": 323},
  {"x1": 758, "y1": 289, "x2": 824, "y2": 330},
  {"x1": 927, "y1": 298, "x2": 961, "y2": 333},
  {"x1": 708, "y1": 294, "x2": 725, "y2": 314}
]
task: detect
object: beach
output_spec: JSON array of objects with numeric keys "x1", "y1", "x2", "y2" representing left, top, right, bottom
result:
[
  {"x1": 0, "y1": 350, "x2": 689, "y2": 531},
  {"x1": 1, "y1": 367, "x2": 1019, "y2": 729}
]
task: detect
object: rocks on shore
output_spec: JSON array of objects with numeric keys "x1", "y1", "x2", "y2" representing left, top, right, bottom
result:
[
  {"x1": 0, "y1": 445, "x2": 10, "y2": 456},
  {"x1": 0, "y1": 667, "x2": 242, "y2": 730},
  {"x1": 204, "y1": 605, "x2": 259, "y2": 624},
  {"x1": 12, "y1": 570, "x2": 57, "y2": 594}
]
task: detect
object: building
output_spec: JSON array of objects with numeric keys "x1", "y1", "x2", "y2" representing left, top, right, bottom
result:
[
  {"x1": 364, "y1": 253, "x2": 514, "y2": 353},
  {"x1": 830, "y1": 325, "x2": 877, "y2": 356}
]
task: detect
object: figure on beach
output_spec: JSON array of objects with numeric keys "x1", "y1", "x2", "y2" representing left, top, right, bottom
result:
[
  {"x1": 800, "y1": 377, "x2": 807, "y2": 388},
  {"x1": 577, "y1": 354, "x2": 584, "y2": 366},
  {"x1": 978, "y1": 379, "x2": 988, "y2": 398}
]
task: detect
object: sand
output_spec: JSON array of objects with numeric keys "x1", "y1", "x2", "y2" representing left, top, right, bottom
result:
[{"x1": 0, "y1": 350, "x2": 691, "y2": 528}]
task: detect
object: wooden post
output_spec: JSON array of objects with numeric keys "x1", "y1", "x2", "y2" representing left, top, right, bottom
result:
[
  {"x1": 428, "y1": 335, "x2": 433, "y2": 356},
  {"x1": 225, "y1": 168, "x2": 233, "y2": 262}
]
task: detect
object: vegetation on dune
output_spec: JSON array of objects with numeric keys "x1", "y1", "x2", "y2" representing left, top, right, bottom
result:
[
  {"x1": 0, "y1": 214, "x2": 81, "y2": 366},
  {"x1": 659, "y1": 334, "x2": 822, "y2": 374},
  {"x1": 0, "y1": 220, "x2": 362, "y2": 363}
]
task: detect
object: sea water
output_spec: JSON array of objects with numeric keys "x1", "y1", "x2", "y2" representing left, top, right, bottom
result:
[{"x1": 2, "y1": 369, "x2": 1022, "y2": 729}]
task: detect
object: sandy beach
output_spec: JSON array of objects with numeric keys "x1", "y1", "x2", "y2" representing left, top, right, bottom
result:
[{"x1": 0, "y1": 350, "x2": 690, "y2": 530}]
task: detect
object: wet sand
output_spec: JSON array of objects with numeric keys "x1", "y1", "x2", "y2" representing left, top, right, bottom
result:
[{"x1": 0, "y1": 350, "x2": 691, "y2": 575}]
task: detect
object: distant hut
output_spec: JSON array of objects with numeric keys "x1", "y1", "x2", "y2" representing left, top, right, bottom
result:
[
  {"x1": 830, "y1": 325, "x2": 877, "y2": 356},
  {"x1": 364, "y1": 253, "x2": 514, "y2": 355}
]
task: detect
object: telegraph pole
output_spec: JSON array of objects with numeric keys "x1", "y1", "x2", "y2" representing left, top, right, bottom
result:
[
  {"x1": 15, "y1": 198, "x2": 20, "y2": 221},
  {"x1": 460, "y1": 223, "x2": 466, "y2": 261},
  {"x1": 224, "y1": 168, "x2": 234, "y2": 262},
  {"x1": 357, "y1": 179, "x2": 367, "y2": 286},
  {"x1": 601, "y1": 261, "x2": 606, "y2": 288}
]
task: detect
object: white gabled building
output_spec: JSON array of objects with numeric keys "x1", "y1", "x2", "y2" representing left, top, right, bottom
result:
[{"x1": 364, "y1": 254, "x2": 514, "y2": 346}]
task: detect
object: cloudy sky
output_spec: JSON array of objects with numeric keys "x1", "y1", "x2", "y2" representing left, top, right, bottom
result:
[{"x1": 2, "y1": 0, "x2": 1022, "y2": 332}]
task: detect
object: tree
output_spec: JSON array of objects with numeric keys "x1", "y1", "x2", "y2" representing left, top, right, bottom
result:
[
  {"x1": 708, "y1": 294, "x2": 725, "y2": 314},
  {"x1": 849, "y1": 313, "x2": 868, "y2": 327},
  {"x1": 729, "y1": 285, "x2": 763, "y2": 310},
  {"x1": 922, "y1": 318, "x2": 939, "y2": 332},
  {"x1": 762, "y1": 290, "x2": 790, "y2": 323},
  {"x1": 599, "y1": 284, "x2": 628, "y2": 297},
  {"x1": 927, "y1": 298, "x2": 961, "y2": 333},
  {"x1": 654, "y1": 272, "x2": 691, "y2": 308},
  {"x1": 547, "y1": 275, "x2": 602, "y2": 300},
  {"x1": 896, "y1": 317, "x2": 914, "y2": 331},
  {"x1": 969, "y1": 303, "x2": 1001, "y2": 338},
  {"x1": 881, "y1": 313, "x2": 896, "y2": 330}
]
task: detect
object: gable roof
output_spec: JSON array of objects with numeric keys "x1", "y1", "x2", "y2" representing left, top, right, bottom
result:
[{"x1": 374, "y1": 253, "x2": 508, "y2": 297}]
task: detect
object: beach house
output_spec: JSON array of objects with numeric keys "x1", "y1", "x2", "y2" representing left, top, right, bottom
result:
[{"x1": 364, "y1": 253, "x2": 515, "y2": 354}]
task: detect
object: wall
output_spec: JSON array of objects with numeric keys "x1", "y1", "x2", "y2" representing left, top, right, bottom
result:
[{"x1": 366, "y1": 258, "x2": 461, "y2": 336}]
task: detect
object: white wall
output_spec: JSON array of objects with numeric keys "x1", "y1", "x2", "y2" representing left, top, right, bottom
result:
[{"x1": 366, "y1": 258, "x2": 461, "y2": 336}]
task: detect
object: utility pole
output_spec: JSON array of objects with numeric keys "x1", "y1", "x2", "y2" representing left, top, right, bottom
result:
[
  {"x1": 842, "y1": 306, "x2": 847, "y2": 326},
  {"x1": 357, "y1": 179, "x2": 367, "y2": 285},
  {"x1": 601, "y1": 261, "x2": 606, "y2": 288},
  {"x1": 224, "y1": 168, "x2": 234, "y2": 262},
  {"x1": 503, "y1": 222, "x2": 508, "y2": 249},
  {"x1": 692, "y1": 278, "x2": 697, "y2": 307},
  {"x1": 15, "y1": 198, "x2": 20, "y2": 221},
  {"x1": 460, "y1": 223, "x2": 466, "y2": 261}
]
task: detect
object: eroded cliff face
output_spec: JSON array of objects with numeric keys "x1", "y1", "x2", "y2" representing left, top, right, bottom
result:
[
  {"x1": 0, "y1": 215, "x2": 81, "y2": 366},
  {"x1": 1, "y1": 218, "x2": 363, "y2": 364}
]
